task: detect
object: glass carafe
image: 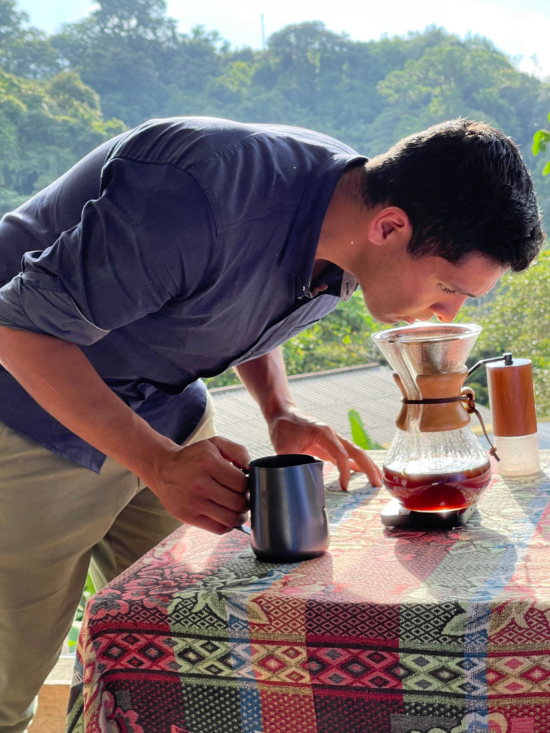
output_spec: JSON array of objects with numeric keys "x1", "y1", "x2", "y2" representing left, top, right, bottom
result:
[{"x1": 372, "y1": 323, "x2": 492, "y2": 512}]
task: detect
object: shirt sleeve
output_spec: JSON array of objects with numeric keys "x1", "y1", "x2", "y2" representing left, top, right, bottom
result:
[{"x1": 0, "y1": 157, "x2": 215, "y2": 345}]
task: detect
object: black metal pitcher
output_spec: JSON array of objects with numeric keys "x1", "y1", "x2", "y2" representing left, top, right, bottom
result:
[{"x1": 245, "y1": 454, "x2": 329, "y2": 562}]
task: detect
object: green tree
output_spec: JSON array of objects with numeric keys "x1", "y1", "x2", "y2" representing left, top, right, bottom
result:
[
  {"x1": 52, "y1": 0, "x2": 226, "y2": 125},
  {"x1": 0, "y1": 0, "x2": 60, "y2": 78},
  {"x1": 0, "y1": 67, "x2": 124, "y2": 214},
  {"x1": 376, "y1": 41, "x2": 541, "y2": 149},
  {"x1": 50, "y1": 6, "x2": 550, "y2": 171}
]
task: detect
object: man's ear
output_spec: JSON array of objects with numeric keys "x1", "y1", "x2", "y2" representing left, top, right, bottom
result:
[{"x1": 368, "y1": 206, "x2": 412, "y2": 246}]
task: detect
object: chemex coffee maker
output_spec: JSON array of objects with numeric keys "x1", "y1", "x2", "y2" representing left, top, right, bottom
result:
[{"x1": 371, "y1": 322, "x2": 540, "y2": 529}]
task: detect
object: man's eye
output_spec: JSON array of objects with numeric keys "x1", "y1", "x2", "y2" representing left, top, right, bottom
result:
[{"x1": 440, "y1": 284, "x2": 456, "y2": 295}]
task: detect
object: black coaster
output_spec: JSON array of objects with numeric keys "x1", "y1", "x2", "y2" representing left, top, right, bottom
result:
[{"x1": 380, "y1": 497, "x2": 477, "y2": 529}]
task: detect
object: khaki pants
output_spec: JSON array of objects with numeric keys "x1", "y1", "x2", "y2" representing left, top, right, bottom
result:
[{"x1": 0, "y1": 395, "x2": 216, "y2": 733}]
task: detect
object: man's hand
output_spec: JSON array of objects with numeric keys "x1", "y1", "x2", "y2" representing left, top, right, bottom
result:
[
  {"x1": 234, "y1": 347, "x2": 383, "y2": 491},
  {"x1": 268, "y1": 407, "x2": 383, "y2": 490},
  {"x1": 150, "y1": 436, "x2": 250, "y2": 534}
]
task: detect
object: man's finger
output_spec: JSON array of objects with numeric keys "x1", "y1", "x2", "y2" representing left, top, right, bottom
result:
[
  {"x1": 203, "y1": 500, "x2": 245, "y2": 528},
  {"x1": 341, "y1": 438, "x2": 383, "y2": 487},
  {"x1": 202, "y1": 478, "x2": 249, "y2": 512},
  {"x1": 211, "y1": 436, "x2": 250, "y2": 470},
  {"x1": 209, "y1": 455, "x2": 249, "y2": 493},
  {"x1": 310, "y1": 428, "x2": 351, "y2": 490},
  {"x1": 193, "y1": 515, "x2": 231, "y2": 535}
]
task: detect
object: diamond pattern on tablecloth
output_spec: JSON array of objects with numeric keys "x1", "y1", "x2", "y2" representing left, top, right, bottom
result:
[
  {"x1": 249, "y1": 595, "x2": 306, "y2": 637},
  {"x1": 306, "y1": 600, "x2": 400, "y2": 641},
  {"x1": 400, "y1": 653, "x2": 471, "y2": 696},
  {"x1": 249, "y1": 643, "x2": 309, "y2": 684},
  {"x1": 488, "y1": 600, "x2": 550, "y2": 647},
  {"x1": 307, "y1": 646, "x2": 402, "y2": 689},
  {"x1": 170, "y1": 637, "x2": 234, "y2": 678},
  {"x1": 400, "y1": 603, "x2": 466, "y2": 647},
  {"x1": 229, "y1": 641, "x2": 256, "y2": 680},
  {"x1": 487, "y1": 654, "x2": 550, "y2": 697},
  {"x1": 96, "y1": 633, "x2": 182, "y2": 673}
]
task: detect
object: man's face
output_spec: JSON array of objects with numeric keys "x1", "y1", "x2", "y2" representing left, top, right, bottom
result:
[{"x1": 358, "y1": 249, "x2": 506, "y2": 325}]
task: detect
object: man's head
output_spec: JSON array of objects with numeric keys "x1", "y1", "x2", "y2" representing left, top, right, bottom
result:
[
  {"x1": 362, "y1": 118, "x2": 544, "y2": 272},
  {"x1": 322, "y1": 119, "x2": 545, "y2": 324}
]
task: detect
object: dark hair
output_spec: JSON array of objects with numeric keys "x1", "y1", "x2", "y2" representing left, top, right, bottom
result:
[{"x1": 362, "y1": 119, "x2": 545, "y2": 272}]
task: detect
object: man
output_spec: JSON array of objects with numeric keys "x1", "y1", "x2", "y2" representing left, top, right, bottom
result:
[{"x1": 0, "y1": 116, "x2": 543, "y2": 731}]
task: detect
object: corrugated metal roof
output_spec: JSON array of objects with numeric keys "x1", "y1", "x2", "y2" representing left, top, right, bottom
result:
[{"x1": 209, "y1": 364, "x2": 494, "y2": 459}]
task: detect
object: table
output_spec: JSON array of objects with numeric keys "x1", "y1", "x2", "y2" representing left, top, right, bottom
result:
[{"x1": 66, "y1": 451, "x2": 550, "y2": 733}]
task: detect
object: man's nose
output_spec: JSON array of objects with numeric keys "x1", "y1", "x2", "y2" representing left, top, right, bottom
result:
[{"x1": 430, "y1": 295, "x2": 468, "y2": 323}]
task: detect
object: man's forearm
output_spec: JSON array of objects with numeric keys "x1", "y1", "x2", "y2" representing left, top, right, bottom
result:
[
  {"x1": 0, "y1": 326, "x2": 176, "y2": 484},
  {"x1": 234, "y1": 347, "x2": 295, "y2": 422}
]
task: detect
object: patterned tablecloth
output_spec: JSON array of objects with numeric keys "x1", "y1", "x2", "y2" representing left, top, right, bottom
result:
[{"x1": 66, "y1": 451, "x2": 550, "y2": 733}]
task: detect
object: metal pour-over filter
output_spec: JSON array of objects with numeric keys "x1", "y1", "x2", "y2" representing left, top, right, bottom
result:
[
  {"x1": 372, "y1": 322, "x2": 481, "y2": 400},
  {"x1": 372, "y1": 322, "x2": 492, "y2": 512}
]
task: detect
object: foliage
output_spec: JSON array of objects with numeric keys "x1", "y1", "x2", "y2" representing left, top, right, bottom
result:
[
  {"x1": 0, "y1": 66, "x2": 124, "y2": 213},
  {"x1": 0, "y1": 0, "x2": 548, "y2": 219},
  {"x1": 0, "y1": 0, "x2": 125, "y2": 214},
  {"x1": 349, "y1": 409, "x2": 384, "y2": 450},
  {"x1": 0, "y1": 0, "x2": 60, "y2": 78},
  {"x1": 461, "y1": 250, "x2": 550, "y2": 417},
  {"x1": 282, "y1": 291, "x2": 385, "y2": 373},
  {"x1": 51, "y1": 0, "x2": 227, "y2": 126},
  {"x1": 68, "y1": 572, "x2": 96, "y2": 651},
  {"x1": 533, "y1": 112, "x2": 550, "y2": 176}
]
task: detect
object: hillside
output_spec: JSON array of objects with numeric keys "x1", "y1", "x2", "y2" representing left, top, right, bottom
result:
[{"x1": 1, "y1": 0, "x2": 549, "y2": 215}]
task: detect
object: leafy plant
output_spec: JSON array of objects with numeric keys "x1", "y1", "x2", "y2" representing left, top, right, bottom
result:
[
  {"x1": 348, "y1": 408, "x2": 384, "y2": 450},
  {"x1": 533, "y1": 114, "x2": 550, "y2": 176},
  {"x1": 68, "y1": 572, "x2": 96, "y2": 651}
]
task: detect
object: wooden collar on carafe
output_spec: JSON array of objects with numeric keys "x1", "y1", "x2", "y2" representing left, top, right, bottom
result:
[{"x1": 393, "y1": 368, "x2": 472, "y2": 433}]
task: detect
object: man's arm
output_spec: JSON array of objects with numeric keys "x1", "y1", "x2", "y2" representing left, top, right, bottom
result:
[
  {"x1": 234, "y1": 346, "x2": 383, "y2": 489},
  {"x1": 0, "y1": 326, "x2": 249, "y2": 534}
]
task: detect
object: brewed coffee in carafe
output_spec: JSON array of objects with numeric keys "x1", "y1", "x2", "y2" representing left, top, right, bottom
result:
[{"x1": 372, "y1": 323, "x2": 492, "y2": 512}]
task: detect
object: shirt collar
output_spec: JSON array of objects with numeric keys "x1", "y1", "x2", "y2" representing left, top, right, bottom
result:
[
  {"x1": 300, "y1": 265, "x2": 358, "y2": 302},
  {"x1": 279, "y1": 152, "x2": 367, "y2": 299},
  {"x1": 340, "y1": 271, "x2": 358, "y2": 301}
]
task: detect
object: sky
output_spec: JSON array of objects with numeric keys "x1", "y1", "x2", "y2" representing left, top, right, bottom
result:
[{"x1": 16, "y1": 0, "x2": 550, "y2": 78}]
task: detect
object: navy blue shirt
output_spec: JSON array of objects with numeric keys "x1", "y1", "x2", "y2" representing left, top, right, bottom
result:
[{"x1": 0, "y1": 117, "x2": 364, "y2": 471}]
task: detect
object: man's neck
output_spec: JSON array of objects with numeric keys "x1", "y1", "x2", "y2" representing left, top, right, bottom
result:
[{"x1": 315, "y1": 165, "x2": 374, "y2": 277}]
